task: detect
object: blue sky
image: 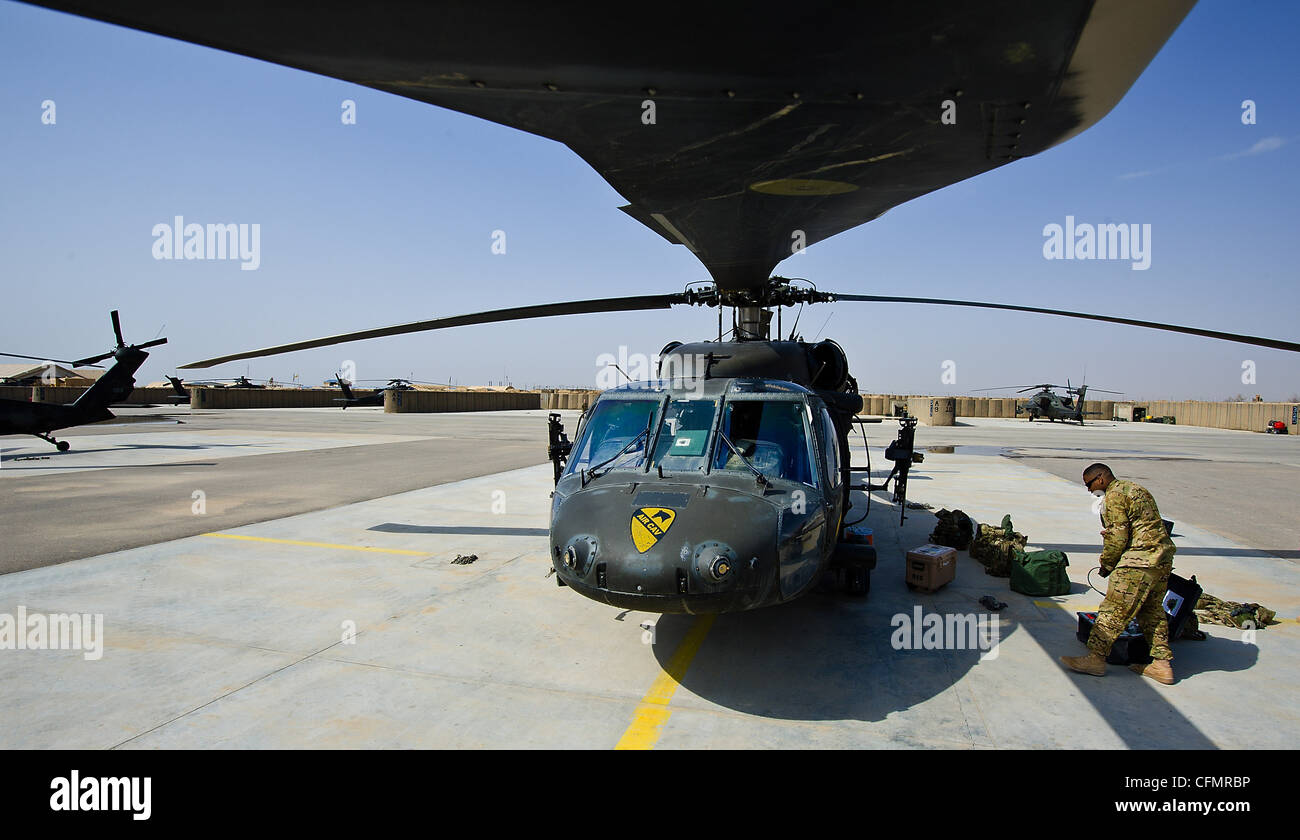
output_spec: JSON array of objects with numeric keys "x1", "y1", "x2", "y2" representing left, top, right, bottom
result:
[{"x1": 1, "y1": 1, "x2": 1297, "y2": 400}]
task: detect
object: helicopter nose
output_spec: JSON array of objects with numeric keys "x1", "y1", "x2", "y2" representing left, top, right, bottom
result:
[{"x1": 551, "y1": 483, "x2": 781, "y2": 612}]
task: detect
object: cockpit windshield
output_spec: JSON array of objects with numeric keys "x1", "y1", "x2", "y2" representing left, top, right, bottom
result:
[
  {"x1": 564, "y1": 399, "x2": 659, "y2": 475},
  {"x1": 650, "y1": 399, "x2": 718, "y2": 472},
  {"x1": 712, "y1": 400, "x2": 814, "y2": 484}
]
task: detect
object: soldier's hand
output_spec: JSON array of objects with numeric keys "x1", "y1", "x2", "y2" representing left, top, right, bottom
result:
[{"x1": 1099, "y1": 566, "x2": 1113, "y2": 578}]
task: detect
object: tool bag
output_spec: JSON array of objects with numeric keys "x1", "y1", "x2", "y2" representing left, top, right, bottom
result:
[
  {"x1": 969, "y1": 515, "x2": 1027, "y2": 577},
  {"x1": 929, "y1": 508, "x2": 974, "y2": 550},
  {"x1": 1009, "y1": 549, "x2": 1071, "y2": 596}
]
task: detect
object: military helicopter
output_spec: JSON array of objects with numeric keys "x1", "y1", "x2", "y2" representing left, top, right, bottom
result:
[
  {"x1": 163, "y1": 376, "x2": 191, "y2": 404},
  {"x1": 333, "y1": 377, "x2": 418, "y2": 409},
  {"x1": 974, "y1": 381, "x2": 1123, "y2": 424},
  {"x1": 186, "y1": 375, "x2": 270, "y2": 389},
  {"x1": 0, "y1": 311, "x2": 166, "y2": 451},
  {"x1": 40, "y1": 1, "x2": 1300, "y2": 614}
]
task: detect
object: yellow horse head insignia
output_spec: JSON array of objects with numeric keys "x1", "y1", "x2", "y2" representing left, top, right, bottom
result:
[{"x1": 630, "y1": 507, "x2": 676, "y2": 553}]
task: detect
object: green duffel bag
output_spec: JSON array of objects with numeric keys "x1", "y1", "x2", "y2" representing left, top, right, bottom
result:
[{"x1": 1009, "y1": 549, "x2": 1071, "y2": 597}]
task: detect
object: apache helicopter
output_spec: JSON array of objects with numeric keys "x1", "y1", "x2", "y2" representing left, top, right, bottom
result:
[
  {"x1": 975, "y1": 381, "x2": 1122, "y2": 424},
  {"x1": 0, "y1": 311, "x2": 166, "y2": 451},
  {"x1": 39, "y1": 1, "x2": 1300, "y2": 613}
]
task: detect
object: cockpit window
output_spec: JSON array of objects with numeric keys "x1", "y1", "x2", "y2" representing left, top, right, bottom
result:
[
  {"x1": 712, "y1": 400, "x2": 813, "y2": 484},
  {"x1": 564, "y1": 399, "x2": 659, "y2": 475},
  {"x1": 650, "y1": 399, "x2": 718, "y2": 472}
]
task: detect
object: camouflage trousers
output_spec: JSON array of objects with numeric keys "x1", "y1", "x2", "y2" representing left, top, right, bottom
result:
[{"x1": 1087, "y1": 565, "x2": 1173, "y2": 661}]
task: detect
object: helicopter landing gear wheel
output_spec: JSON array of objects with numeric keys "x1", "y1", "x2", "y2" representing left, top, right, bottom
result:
[
  {"x1": 832, "y1": 542, "x2": 875, "y2": 598},
  {"x1": 35, "y1": 432, "x2": 69, "y2": 451},
  {"x1": 844, "y1": 562, "x2": 871, "y2": 597}
]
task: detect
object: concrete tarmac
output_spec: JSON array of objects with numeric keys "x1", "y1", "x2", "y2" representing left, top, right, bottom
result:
[
  {"x1": 1, "y1": 409, "x2": 1296, "y2": 749},
  {"x1": 0, "y1": 407, "x2": 550, "y2": 572}
]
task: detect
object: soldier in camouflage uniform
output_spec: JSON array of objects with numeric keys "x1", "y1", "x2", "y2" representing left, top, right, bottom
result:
[{"x1": 1060, "y1": 463, "x2": 1177, "y2": 684}]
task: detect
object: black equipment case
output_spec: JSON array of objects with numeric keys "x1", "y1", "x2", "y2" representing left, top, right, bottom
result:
[{"x1": 1076, "y1": 573, "x2": 1202, "y2": 665}]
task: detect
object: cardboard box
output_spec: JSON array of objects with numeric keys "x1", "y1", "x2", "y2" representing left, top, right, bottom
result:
[{"x1": 906, "y1": 543, "x2": 956, "y2": 593}]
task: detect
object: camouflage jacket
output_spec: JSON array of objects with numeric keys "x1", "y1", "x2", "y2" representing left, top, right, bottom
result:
[{"x1": 1099, "y1": 479, "x2": 1176, "y2": 571}]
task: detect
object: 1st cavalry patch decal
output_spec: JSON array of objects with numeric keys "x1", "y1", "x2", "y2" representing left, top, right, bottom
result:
[{"x1": 631, "y1": 507, "x2": 676, "y2": 553}]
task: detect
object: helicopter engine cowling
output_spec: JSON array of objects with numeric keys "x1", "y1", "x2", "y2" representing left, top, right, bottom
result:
[
  {"x1": 807, "y1": 339, "x2": 849, "y2": 391},
  {"x1": 654, "y1": 339, "x2": 857, "y2": 398}
]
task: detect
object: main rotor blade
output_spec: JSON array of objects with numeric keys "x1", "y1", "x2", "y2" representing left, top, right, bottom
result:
[
  {"x1": 110, "y1": 310, "x2": 124, "y2": 346},
  {"x1": 830, "y1": 294, "x2": 1300, "y2": 353},
  {"x1": 71, "y1": 351, "x2": 116, "y2": 367},
  {"x1": 179, "y1": 294, "x2": 685, "y2": 368},
  {"x1": 0, "y1": 352, "x2": 100, "y2": 367}
]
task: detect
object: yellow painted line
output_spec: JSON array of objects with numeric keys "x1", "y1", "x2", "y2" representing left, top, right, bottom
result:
[
  {"x1": 201, "y1": 533, "x2": 429, "y2": 556},
  {"x1": 615, "y1": 614, "x2": 716, "y2": 750}
]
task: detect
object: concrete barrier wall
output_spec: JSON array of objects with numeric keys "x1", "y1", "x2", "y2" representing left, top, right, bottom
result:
[
  {"x1": 193, "y1": 388, "x2": 348, "y2": 409},
  {"x1": 905, "y1": 397, "x2": 956, "y2": 426},
  {"x1": 16, "y1": 386, "x2": 180, "y2": 405},
  {"x1": 856, "y1": 392, "x2": 1299, "y2": 434},
  {"x1": 384, "y1": 390, "x2": 541, "y2": 413}
]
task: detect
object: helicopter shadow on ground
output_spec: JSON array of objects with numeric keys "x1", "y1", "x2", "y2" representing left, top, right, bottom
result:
[
  {"x1": 649, "y1": 592, "x2": 1014, "y2": 729},
  {"x1": 0, "y1": 443, "x2": 257, "y2": 463},
  {"x1": 0, "y1": 460, "x2": 221, "y2": 470},
  {"x1": 652, "y1": 595, "x2": 1239, "y2": 747}
]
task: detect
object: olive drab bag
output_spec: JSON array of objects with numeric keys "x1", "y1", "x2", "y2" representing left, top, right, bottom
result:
[
  {"x1": 929, "y1": 508, "x2": 974, "y2": 551},
  {"x1": 1009, "y1": 549, "x2": 1071, "y2": 597},
  {"x1": 969, "y1": 514, "x2": 1027, "y2": 577}
]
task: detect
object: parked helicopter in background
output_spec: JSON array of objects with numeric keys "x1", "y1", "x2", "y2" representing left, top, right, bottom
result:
[
  {"x1": 975, "y1": 381, "x2": 1122, "y2": 424},
  {"x1": 163, "y1": 376, "x2": 191, "y2": 404},
  {"x1": 333, "y1": 377, "x2": 421, "y2": 409},
  {"x1": 0, "y1": 311, "x2": 166, "y2": 451}
]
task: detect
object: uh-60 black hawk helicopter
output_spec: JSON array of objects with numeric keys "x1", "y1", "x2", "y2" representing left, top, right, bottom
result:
[
  {"x1": 974, "y1": 381, "x2": 1123, "y2": 424},
  {"x1": 45, "y1": 1, "x2": 1300, "y2": 613},
  {"x1": 0, "y1": 311, "x2": 166, "y2": 451},
  {"x1": 333, "y1": 377, "x2": 441, "y2": 409}
]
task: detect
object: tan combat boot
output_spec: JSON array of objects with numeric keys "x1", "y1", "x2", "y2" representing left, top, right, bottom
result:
[
  {"x1": 1129, "y1": 659, "x2": 1174, "y2": 685},
  {"x1": 1060, "y1": 652, "x2": 1107, "y2": 676}
]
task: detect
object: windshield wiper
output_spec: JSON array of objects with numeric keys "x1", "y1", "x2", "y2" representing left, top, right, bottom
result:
[
  {"x1": 717, "y1": 431, "x2": 770, "y2": 488},
  {"x1": 584, "y1": 417, "x2": 654, "y2": 483}
]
